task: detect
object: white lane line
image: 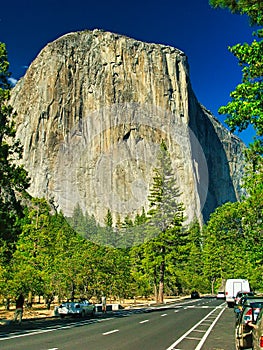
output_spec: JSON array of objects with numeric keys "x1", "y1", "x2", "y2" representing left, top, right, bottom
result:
[
  {"x1": 48, "y1": 348, "x2": 58, "y2": 350},
  {"x1": 161, "y1": 314, "x2": 167, "y2": 317},
  {"x1": 0, "y1": 328, "x2": 59, "y2": 341},
  {"x1": 103, "y1": 329, "x2": 119, "y2": 336},
  {"x1": 140, "y1": 320, "x2": 149, "y2": 324},
  {"x1": 194, "y1": 307, "x2": 225, "y2": 350},
  {"x1": 165, "y1": 308, "x2": 220, "y2": 350},
  {"x1": 0, "y1": 318, "x2": 114, "y2": 341}
]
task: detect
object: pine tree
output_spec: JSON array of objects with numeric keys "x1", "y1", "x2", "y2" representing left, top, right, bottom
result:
[
  {"x1": 0, "y1": 43, "x2": 29, "y2": 258},
  {"x1": 143, "y1": 141, "x2": 185, "y2": 303}
]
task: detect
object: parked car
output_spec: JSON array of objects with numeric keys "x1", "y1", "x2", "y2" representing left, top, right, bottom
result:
[
  {"x1": 235, "y1": 291, "x2": 254, "y2": 305},
  {"x1": 216, "y1": 291, "x2": 225, "y2": 300},
  {"x1": 251, "y1": 307, "x2": 263, "y2": 349},
  {"x1": 56, "y1": 299, "x2": 95, "y2": 318},
  {"x1": 235, "y1": 298, "x2": 263, "y2": 350},
  {"x1": 235, "y1": 295, "x2": 259, "y2": 317},
  {"x1": 191, "y1": 291, "x2": 200, "y2": 299}
]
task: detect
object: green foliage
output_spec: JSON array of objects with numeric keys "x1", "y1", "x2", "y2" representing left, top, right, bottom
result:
[
  {"x1": 68, "y1": 204, "x2": 99, "y2": 240},
  {"x1": 130, "y1": 141, "x2": 186, "y2": 302},
  {"x1": 219, "y1": 40, "x2": 263, "y2": 144},
  {"x1": 147, "y1": 141, "x2": 185, "y2": 231},
  {"x1": 209, "y1": 0, "x2": 263, "y2": 26},
  {"x1": 242, "y1": 141, "x2": 263, "y2": 193},
  {"x1": 202, "y1": 195, "x2": 262, "y2": 292},
  {"x1": 1, "y1": 198, "x2": 134, "y2": 301},
  {"x1": 210, "y1": 1, "x2": 263, "y2": 155},
  {"x1": 202, "y1": 202, "x2": 245, "y2": 281},
  {"x1": 172, "y1": 220, "x2": 207, "y2": 293},
  {"x1": 104, "y1": 209, "x2": 113, "y2": 227},
  {"x1": 0, "y1": 43, "x2": 11, "y2": 91},
  {"x1": 0, "y1": 42, "x2": 30, "y2": 262},
  {"x1": 206, "y1": 0, "x2": 263, "y2": 293},
  {"x1": 68, "y1": 204, "x2": 150, "y2": 248}
]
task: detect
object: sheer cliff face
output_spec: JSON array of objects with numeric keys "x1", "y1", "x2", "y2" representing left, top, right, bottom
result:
[{"x1": 10, "y1": 29, "x2": 244, "y2": 224}]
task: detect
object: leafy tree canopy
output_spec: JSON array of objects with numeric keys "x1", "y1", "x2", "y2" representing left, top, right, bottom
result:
[
  {"x1": 210, "y1": 0, "x2": 263, "y2": 155},
  {"x1": 210, "y1": 0, "x2": 263, "y2": 26}
]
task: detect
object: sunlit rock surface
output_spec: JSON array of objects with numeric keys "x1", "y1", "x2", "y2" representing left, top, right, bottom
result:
[{"x1": 10, "y1": 29, "x2": 245, "y2": 225}]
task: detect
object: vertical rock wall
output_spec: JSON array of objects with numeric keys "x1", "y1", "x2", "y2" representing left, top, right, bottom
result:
[{"x1": 10, "y1": 30, "x2": 245, "y2": 225}]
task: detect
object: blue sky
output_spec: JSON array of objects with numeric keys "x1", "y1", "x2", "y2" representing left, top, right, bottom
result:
[{"x1": 0, "y1": 0, "x2": 256, "y2": 144}]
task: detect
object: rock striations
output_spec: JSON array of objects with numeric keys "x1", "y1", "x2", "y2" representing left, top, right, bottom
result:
[{"x1": 10, "y1": 29, "x2": 245, "y2": 225}]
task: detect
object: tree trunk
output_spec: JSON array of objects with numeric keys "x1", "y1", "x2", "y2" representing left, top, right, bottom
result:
[
  {"x1": 211, "y1": 277, "x2": 216, "y2": 295},
  {"x1": 153, "y1": 268, "x2": 159, "y2": 303},
  {"x1": 154, "y1": 283, "x2": 159, "y2": 303},
  {"x1": 158, "y1": 279, "x2": 164, "y2": 304},
  {"x1": 158, "y1": 246, "x2": 165, "y2": 304},
  {"x1": 28, "y1": 291, "x2": 33, "y2": 307}
]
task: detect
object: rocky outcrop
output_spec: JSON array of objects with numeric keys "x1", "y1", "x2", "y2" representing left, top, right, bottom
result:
[{"x1": 10, "y1": 29, "x2": 245, "y2": 225}]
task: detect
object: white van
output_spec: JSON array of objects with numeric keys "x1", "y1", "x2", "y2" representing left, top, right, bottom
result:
[{"x1": 225, "y1": 279, "x2": 250, "y2": 307}]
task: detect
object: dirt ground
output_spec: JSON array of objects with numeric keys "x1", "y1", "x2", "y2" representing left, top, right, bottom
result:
[
  {"x1": 0, "y1": 304, "x2": 54, "y2": 321},
  {"x1": 0, "y1": 296, "x2": 180, "y2": 321}
]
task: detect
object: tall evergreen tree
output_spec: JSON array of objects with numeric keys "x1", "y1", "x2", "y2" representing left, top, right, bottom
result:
[
  {"x1": 142, "y1": 141, "x2": 185, "y2": 303},
  {"x1": 0, "y1": 43, "x2": 29, "y2": 259},
  {"x1": 104, "y1": 209, "x2": 113, "y2": 227}
]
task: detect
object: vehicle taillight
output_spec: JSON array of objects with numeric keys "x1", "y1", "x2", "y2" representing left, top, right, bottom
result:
[
  {"x1": 260, "y1": 336, "x2": 263, "y2": 347},
  {"x1": 245, "y1": 309, "x2": 252, "y2": 316},
  {"x1": 244, "y1": 309, "x2": 252, "y2": 322}
]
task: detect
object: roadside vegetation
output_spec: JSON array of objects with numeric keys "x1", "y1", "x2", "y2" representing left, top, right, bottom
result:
[{"x1": 0, "y1": 0, "x2": 262, "y2": 310}]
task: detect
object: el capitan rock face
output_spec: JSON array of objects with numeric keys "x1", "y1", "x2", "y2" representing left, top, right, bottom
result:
[{"x1": 10, "y1": 29, "x2": 245, "y2": 225}]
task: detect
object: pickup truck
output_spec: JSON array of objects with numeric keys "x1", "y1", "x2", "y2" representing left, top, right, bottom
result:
[{"x1": 57, "y1": 300, "x2": 95, "y2": 318}]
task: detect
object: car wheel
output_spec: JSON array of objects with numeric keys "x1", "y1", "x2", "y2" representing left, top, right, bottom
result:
[
  {"x1": 60, "y1": 315, "x2": 65, "y2": 319},
  {"x1": 235, "y1": 334, "x2": 251, "y2": 350},
  {"x1": 242, "y1": 335, "x2": 252, "y2": 349}
]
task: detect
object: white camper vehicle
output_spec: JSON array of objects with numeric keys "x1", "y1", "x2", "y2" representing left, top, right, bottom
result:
[{"x1": 225, "y1": 279, "x2": 250, "y2": 307}]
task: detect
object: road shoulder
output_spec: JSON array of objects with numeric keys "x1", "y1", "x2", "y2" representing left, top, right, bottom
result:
[{"x1": 202, "y1": 306, "x2": 235, "y2": 350}]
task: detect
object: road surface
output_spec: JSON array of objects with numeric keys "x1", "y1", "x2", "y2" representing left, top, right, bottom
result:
[{"x1": 0, "y1": 297, "x2": 236, "y2": 350}]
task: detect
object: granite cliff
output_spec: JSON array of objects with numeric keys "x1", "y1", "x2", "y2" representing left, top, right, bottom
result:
[{"x1": 10, "y1": 29, "x2": 245, "y2": 225}]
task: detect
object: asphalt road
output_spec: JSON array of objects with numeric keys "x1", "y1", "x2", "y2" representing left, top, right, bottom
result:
[{"x1": 0, "y1": 298, "x2": 236, "y2": 350}]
